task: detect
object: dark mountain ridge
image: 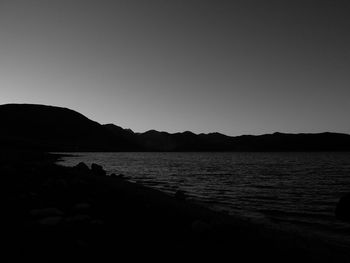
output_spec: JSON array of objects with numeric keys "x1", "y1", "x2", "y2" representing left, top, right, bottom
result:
[
  {"x1": 1, "y1": 103, "x2": 349, "y2": 152},
  {"x1": 0, "y1": 104, "x2": 137, "y2": 151}
]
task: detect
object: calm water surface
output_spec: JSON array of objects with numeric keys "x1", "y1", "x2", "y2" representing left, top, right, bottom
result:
[{"x1": 59, "y1": 152, "x2": 350, "y2": 239}]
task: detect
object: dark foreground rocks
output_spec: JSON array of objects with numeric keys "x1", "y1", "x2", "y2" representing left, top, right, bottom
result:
[
  {"x1": 0, "y1": 153, "x2": 349, "y2": 262},
  {"x1": 336, "y1": 193, "x2": 350, "y2": 221}
]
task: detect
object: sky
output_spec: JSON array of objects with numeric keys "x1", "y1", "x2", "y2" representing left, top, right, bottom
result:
[{"x1": 0, "y1": 0, "x2": 349, "y2": 136}]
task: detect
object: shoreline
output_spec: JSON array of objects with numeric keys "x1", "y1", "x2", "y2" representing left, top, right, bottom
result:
[
  {"x1": 57, "y1": 152, "x2": 350, "y2": 261},
  {"x1": 0, "y1": 151, "x2": 349, "y2": 261},
  {"x1": 57, "y1": 152, "x2": 350, "y2": 241}
]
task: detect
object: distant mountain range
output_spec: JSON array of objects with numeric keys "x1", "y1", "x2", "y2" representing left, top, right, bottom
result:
[{"x1": 1, "y1": 103, "x2": 350, "y2": 152}]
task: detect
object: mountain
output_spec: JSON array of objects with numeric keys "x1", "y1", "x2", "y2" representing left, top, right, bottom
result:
[
  {"x1": 0, "y1": 104, "x2": 138, "y2": 151},
  {"x1": 230, "y1": 132, "x2": 350, "y2": 151},
  {"x1": 103, "y1": 123, "x2": 139, "y2": 150},
  {"x1": 1, "y1": 103, "x2": 350, "y2": 152},
  {"x1": 137, "y1": 130, "x2": 350, "y2": 152},
  {"x1": 137, "y1": 130, "x2": 234, "y2": 151}
]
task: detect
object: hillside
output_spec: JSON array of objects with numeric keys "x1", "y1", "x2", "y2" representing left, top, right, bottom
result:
[
  {"x1": 0, "y1": 103, "x2": 349, "y2": 152},
  {"x1": 0, "y1": 104, "x2": 136, "y2": 151}
]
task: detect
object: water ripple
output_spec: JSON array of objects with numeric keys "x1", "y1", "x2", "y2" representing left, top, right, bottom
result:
[{"x1": 58, "y1": 152, "x2": 350, "y2": 238}]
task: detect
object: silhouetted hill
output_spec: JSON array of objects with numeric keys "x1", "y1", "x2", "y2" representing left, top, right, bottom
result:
[
  {"x1": 136, "y1": 130, "x2": 350, "y2": 152},
  {"x1": 0, "y1": 104, "x2": 138, "y2": 151},
  {"x1": 138, "y1": 130, "x2": 234, "y2": 151},
  {"x1": 230, "y1": 132, "x2": 350, "y2": 151},
  {"x1": 1, "y1": 103, "x2": 350, "y2": 151},
  {"x1": 138, "y1": 130, "x2": 176, "y2": 151},
  {"x1": 103, "y1": 123, "x2": 139, "y2": 150}
]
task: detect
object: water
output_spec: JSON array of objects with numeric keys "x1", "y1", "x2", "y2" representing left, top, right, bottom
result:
[{"x1": 58, "y1": 152, "x2": 350, "y2": 241}]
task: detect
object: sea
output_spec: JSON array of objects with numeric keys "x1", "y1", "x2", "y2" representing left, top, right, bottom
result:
[{"x1": 58, "y1": 152, "x2": 350, "y2": 243}]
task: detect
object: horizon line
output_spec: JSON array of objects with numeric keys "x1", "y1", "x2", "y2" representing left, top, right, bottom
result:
[{"x1": 2, "y1": 102, "x2": 349, "y2": 137}]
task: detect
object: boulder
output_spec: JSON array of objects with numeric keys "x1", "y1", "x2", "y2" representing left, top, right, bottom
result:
[
  {"x1": 335, "y1": 193, "x2": 350, "y2": 221},
  {"x1": 175, "y1": 190, "x2": 187, "y2": 201},
  {"x1": 191, "y1": 220, "x2": 212, "y2": 234},
  {"x1": 118, "y1": 174, "x2": 126, "y2": 179},
  {"x1": 75, "y1": 162, "x2": 90, "y2": 173},
  {"x1": 38, "y1": 216, "x2": 63, "y2": 226},
  {"x1": 41, "y1": 177, "x2": 65, "y2": 190},
  {"x1": 90, "y1": 219, "x2": 105, "y2": 226},
  {"x1": 65, "y1": 214, "x2": 92, "y2": 225},
  {"x1": 110, "y1": 173, "x2": 126, "y2": 179},
  {"x1": 91, "y1": 163, "x2": 106, "y2": 176},
  {"x1": 73, "y1": 203, "x2": 91, "y2": 213},
  {"x1": 30, "y1": 207, "x2": 64, "y2": 218}
]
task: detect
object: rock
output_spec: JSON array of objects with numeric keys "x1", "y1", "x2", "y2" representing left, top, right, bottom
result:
[
  {"x1": 110, "y1": 173, "x2": 126, "y2": 179},
  {"x1": 65, "y1": 215, "x2": 92, "y2": 225},
  {"x1": 28, "y1": 192, "x2": 39, "y2": 198},
  {"x1": 175, "y1": 190, "x2": 187, "y2": 201},
  {"x1": 73, "y1": 203, "x2": 91, "y2": 212},
  {"x1": 91, "y1": 163, "x2": 106, "y2": 176},
  {"x1": 75, "y1": 162, "x2": 90, "y2": 172},
  {"x1": 75, "y1": 239, "x2": 88, "y2": 248},
  {"x1": 38, "y1": 216, "x2": 63, "y2": 226},
  {"x1": 335, "y1": 193, "x2": 350, "y2": 221},
  {"x1": 55, "y1": 178, "x2": 68, "y2": 189},
  {"x1": 90, "y1": 219, "x2": 105, "y2": 226},
  {"x1": 191, "y1": 220, "x2": 212, "y2": 234},
  {"x1": 41, "y1": 177, "x2": 67, "y2": 191},
  {"x1": 30, "y1": 207, "x2": 64, "y2": 218}
]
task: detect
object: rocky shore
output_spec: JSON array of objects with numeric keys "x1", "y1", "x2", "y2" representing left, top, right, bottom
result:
[{"x1": 0, "y1": 151, "x2": 349, "y2": 262}]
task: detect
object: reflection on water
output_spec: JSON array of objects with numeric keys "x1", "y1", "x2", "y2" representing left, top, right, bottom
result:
[{"x1": 59, "y1": 152, "x2": 350, "y2": 237}]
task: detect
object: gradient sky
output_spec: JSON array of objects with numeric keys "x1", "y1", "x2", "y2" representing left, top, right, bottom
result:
[{"x1": 1, "y1": 0, "x2": 349, "y2": 135}]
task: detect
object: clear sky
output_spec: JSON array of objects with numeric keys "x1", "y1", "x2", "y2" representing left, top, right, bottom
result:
[{"x1": 1, "y1": 0, "x2": 349, "y2": 135}]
